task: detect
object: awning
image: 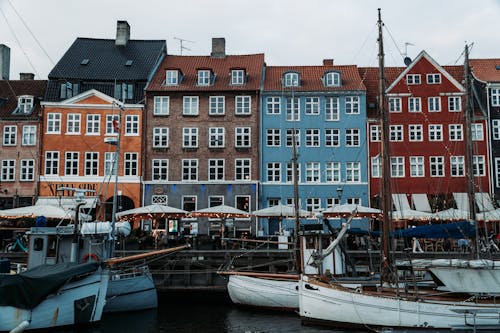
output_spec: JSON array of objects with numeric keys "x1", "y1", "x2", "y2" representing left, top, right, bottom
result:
[
  {"x1": 392, "y1": 193, "x2": 411, "y2": 211},
  {"x1": 412, "y1": 194, "x2": 432, "y2": 213},
  {"x1": 453, "y1": 192, "x2": 469, "y2": 212},
  {"x1": 474, "y1": 192, "x2": 495, "y2": 212},
  {"x1": 36, "y1": 197, "x2": 99, "y2": 210}
]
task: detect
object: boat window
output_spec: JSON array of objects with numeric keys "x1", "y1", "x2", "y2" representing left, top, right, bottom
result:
[
  {"x1": 33, "y1": 237, "x2": 44, "y2": 252},
  {"x1": 47, "y1": 236, "x2": 57, "y2": 257}
]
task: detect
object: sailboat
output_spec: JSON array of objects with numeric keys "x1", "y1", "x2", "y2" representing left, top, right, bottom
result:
[{"x1": 298, "y1": 9, "x2": 500, "y2": 330}]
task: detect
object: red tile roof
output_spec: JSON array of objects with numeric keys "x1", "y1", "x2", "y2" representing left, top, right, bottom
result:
[
  {"x1": 0, "y1": 80, "x2": 47, "y2": 119},
  {"x1": 358, "y1": 66, "x2": 404, "y2": 109},
  {"x1": 147, "y1": 54, "x2": 265, "y2": 91},
  {"x1": 264, "y1": 65, "x2": 365, "y2": 92},
  {"x1": 470, "y1": 59, "x2": 500, "y2": 82}
]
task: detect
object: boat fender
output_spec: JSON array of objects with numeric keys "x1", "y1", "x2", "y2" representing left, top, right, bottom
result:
[
  {"x1": 10, "y1": 320, "x2": 30, "y2": 333},
  {"x1": 355, "y1": 287, "x2": 362, "y2": 293},
  {"x1": 82, "y1": 253, "x2": 99, "y2": 263}
]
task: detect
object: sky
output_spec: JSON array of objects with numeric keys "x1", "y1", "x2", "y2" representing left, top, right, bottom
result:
[{"x1": 1, "y1": 0, "x2": 499, "y2": 80}]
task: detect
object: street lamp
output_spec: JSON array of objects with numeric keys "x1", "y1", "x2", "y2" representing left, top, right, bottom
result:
[{"x1": 336, "y1": 187, "x2": 343, "y2": 203}]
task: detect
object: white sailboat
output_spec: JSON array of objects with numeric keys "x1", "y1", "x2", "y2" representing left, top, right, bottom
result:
[{"x1": 298, "y1": 9, "x2": 500, "y2": 330}]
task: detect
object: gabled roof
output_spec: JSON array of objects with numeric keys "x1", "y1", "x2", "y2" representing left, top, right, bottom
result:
[
  {"x1": 147, "y1": 54, "x2": 265, "y2": 91},
  {"x1": 264, "y1": 65, "x2": 365, "y2": 92},
  {"x1": 470, "y1": 59, "x2": 500, "y2": 83},
  {"x1": 48, "y1": 38, "x2": 166, "y2": 81},
  {"x1": 358, "y1": 66, "x2": 404, "y2": 115},
  {"x1": 42, "y1": 89, "x2": 142, "y2": 109},
  {"x1": 0, "y1": 80, "x2": 47, "y2": 119}
]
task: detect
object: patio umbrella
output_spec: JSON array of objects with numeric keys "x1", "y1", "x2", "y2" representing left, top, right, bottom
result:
[
  {"x1": 190, "y1": 204, "x2": 250, "y2": 218},
  {"x1": 322, "y1": 203, "x2": 382, "y2": 218},
  {"x1": 432, "y1": 208, "x2": 470, "y2": 221},
  {"x1": 116, "y1": 204, "x2": 189, "y2": 219},
  {"x1": 391, "y1": 209, "x2": 433, "y2": 221},
  {"x1": 477, "y1": 208, "x2": 500, "y2": 221},
  {"x1": 252, "y1": 204, "x2": 312, "y2": 218},
  {"x1": 0, "y1": 205, "x2": 74, "y2": 220}
]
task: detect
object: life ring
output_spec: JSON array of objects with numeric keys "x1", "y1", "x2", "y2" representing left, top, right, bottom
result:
[{"x1": 82, "y1": 253, "x2": 99, "y2": 263}]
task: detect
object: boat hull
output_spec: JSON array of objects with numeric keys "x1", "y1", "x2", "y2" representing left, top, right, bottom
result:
[
  {"x1": 299, "y1": 276, "x2": 500, "y2": 329},
  {"x1": 0, "y1": 270, "x2": 108, "y2": 331},
  {"x1": 228, "y1": 275, "x2": 299, "y2": 311}
]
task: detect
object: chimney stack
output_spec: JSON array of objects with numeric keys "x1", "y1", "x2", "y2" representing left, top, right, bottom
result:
[
  {"x1": 20, "y1": 73, "x2": 35, "y2": 80},
  {"x1": 115, "y1": 21, "x2": 130, "y2": 47},
  {"x1": 0, "y1": 44, "x2": 10, "y2": 80},
  {"x1": 323, "y1": 59, "x2": 334, "y2": 66},
  {"x1": 210, "y1": 38, "x2": 226, "y2": 58}
]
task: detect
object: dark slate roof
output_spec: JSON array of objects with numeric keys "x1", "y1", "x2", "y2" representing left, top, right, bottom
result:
[
  {"x1": 48, "y1": 38, "x2": 166, "y2": 81},
  {"x1": 0, "y1": 80, "x2": 47, "y2": 119}
]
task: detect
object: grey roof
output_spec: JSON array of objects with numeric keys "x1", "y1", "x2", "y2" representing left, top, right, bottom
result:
[{"x1": 48, "y1": 38, "x2": 166, "y2": 81}]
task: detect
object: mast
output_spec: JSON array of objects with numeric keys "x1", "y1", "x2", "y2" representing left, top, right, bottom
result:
[
  {"x1": 109, "y1": 102, "x2": 122, "y2": 258},
  {"x1": 292, "y1": 92, "x2": 301, "y2": 274}
]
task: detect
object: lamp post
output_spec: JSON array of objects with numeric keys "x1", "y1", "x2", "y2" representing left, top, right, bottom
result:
[{"x1": 336, "y1": 187, "x2": 343, "y2": 204}]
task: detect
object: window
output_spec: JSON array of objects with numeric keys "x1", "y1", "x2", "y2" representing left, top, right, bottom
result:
[
  {"x1": 47, "y1": 113, "x2": 61, "y2": 133},
  {"x1": 1, "y1": 160, "x2": 15, "y2": 181},
  {"x1": 389, "y1": 125, "x2": 403, "y2": 142},
  {"x1": 410, "y1": 156, "x2": 424, "y2": 177},
  {"x1": 325, "y1": 129, "x2": 340, "y2": 147},
  {"x1": 305, "y1": 97, "x2": 320, "y2": 115},
  {"x1": 286, "y1": 97, "x2": 300, "y2": 121},
  {"x1": 345, "y1": 96, "x2": 359, "y2": 114},
  {"x1": 346, "y1": 162, "x2": 360, "y2": 182},
  {"x1": 86, "y1": 114, "x2": 100, "y2": 134},
  {"x1": 370, "y1": 125, "x2": 381, "y2": 142},
  {"x1": 427, "y1": 73, "x2": 441, "y2": 84},
  {"x1": 266, "y1": 129, "x2": 281, "y2": 147},
  {"x1": 208, "y1": 159, "x2": 225, "y2": 180},
  {"x1": 17, "y1": 96, "x2": 34, "y2": 113},
  {"x1": 235, "y1": 158, "x2": 251, "y2": 180},
  {"x1": 114, "y1": 83, "x2": 134, "y2": 100},
  {"x1": 325, "y1": 162, "x2": 341, "y2": 182},
  {"x1": 124, "y1": 152, "x2": 138, "y2": 176},
  {"x1": 306, "y1": 198, "x2": 321, "y2": 213},
  {"x1": 389, "y1": 97, "x2": 402, "y2": 112},
  {"x1": 182, "y1": 128, "x2": 198, "y2": 148},
  {"x1": 326, "y1": 198, "x2": 340, "y2": 208},
  {"x1": 235, "y1": 96, "x2": 251, "y2": 115},
  {"x1": 345, "y1": 128, "x2": 360, "y2": 146},
  {"x1": 209, "y1": 96, "x2": 225, "y2": 115},
  {"x1": 182, "y1": 159, "x2": 198, "y2": 181},
  {"x1": 231, "y1": 69, "x2": 245, "y2": 85},
  {"x1": 305, "y1": 162, "x2": 320, "y2": 182},
  {"x1": 236, "y1": 195, "x2": 251, "y2": 214},
  {"x1": 209, "y1": 196, "x2": 224, "y2": 208},
  {"x1": 430, "y1": 156, "x2": 445, "y2": 177},
  {"x1": 165, "y1": 70, "x2": 179, "y2": 86},
  {"x1": 408, "y1": 97, "x2": 421, "y2": 112},
  {"x1": 284, "y1": 72, "x2": 299, "y2": 87},
  {"x1": 450, "y1": 156, "x2": 465, "y2": 177},
  {"x1": 45, "y1": 151, "x2": 59, "y2": 175},
  {"x1": 472, "y1": 123, "x2": 484, "y2": 141},
  {"x1": 20, "y1": 159, "x2": 34, "y2": 181},
  {"x1": 85, "y1": 152, "x2": 99, "y2": 176},
  {"x1": 371, "y1": 156, "x2": 381, "y2": 178},
  {"x1": 429, "y1": 124, "x2": 443, "y2": 141},
  {"x1": 406, "y1": 74, "x2": 421, "y2": 85},
  {"x1": 66, "y1": 114, "x2": 81, "y2": 134},
  {"x1": 286, "y1": 162, "x2": 301, "y2": 183},
  {"x1": 286, "y1": 129, "x2": 300, "y2": 147},
  {"x1": 197, "y1": 70, "x2": 211, "y2": 86},
  {"x1": 104, "y1": 152, "x2": 117, "y2": 176},
  {"x1": 125, "y1": 115, "x2": 139, "y2": 135},
  {"x1": 60, "y1": 83, "x2": 78, "y2": 99},
  {"x1": 305, "y1": 129, "x2": 320, "y2": 147},
  {"x1": 183, "y1": 96, "x2": 199, "y2": 115},
  {"x1": 182, "y1": 196, "x2": 197, "y2": 212},
  {"x1": 428, "y1": 97, "x2": 441, "y2": 112},
  {"x1": 473, "y1": 155, "x2": 485, "y2": 176},
  {"x1": 152, "y1": 159, "x2": 169, "y2": 180},
  {"x1": 390, "y1": 157, "x2": 405, "y2": 177},
  {"x1": 408, "y1": 124, "x2": 422, "y2": 141},
  {"x1": 106, "y1": 115, "x2": 119, "y2": 135},
  {"x1": 325, "y1": 97, "x2": 339, "y2": 121},
  {"x1": 22, "y1": 125, "x2": 36, "y2": 146},
  {"x1": 152, "y1": 195, "x2": 168, "y2": 205},
  {"x1": 449, "y1": 124, "x2": 463, "y2": 141},
  {"x1": 267, "y1": 198, "x2": 280, "y2": 207},
  {"x1": 153, "y1": 127, "x2": 169, "y2": 148},
  {"x1": 266, "y1": 97, "x2": 281, "y2": 114},
  {"x1": 492, "y1": 88, "x2": 500, "y2": 106},
  {"x1": 448, "y1": 96, "x2": 461, "y2": 112},
  {"x1": 209, "y1": 127, "x2": 225, "y2": 148},
  {"x1": 65, "y1": 152, "x2": 79, "y2": 176},
  {"x1": 267, "y1": 162, "x2": 281, "y2": 182},
  {"x1": 235, "y1": 127, "x2": 251, "y2": 148},
  {"x1": 325, "y1": 72, "x2": 340, "y2": 87},
  {"x1": 154, "y1": 96, "x2": 169, "y2": 115},
  {"x1": 3, "y1": 126, "x2": 16, "y2": 145},
  {"x1": 493, "y1": 120, "x2": 500, "y2": 140}
]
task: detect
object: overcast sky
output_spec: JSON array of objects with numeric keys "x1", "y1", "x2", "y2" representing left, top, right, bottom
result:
[{"x1": 1, "y1": 0, "x2": 499, "y2": 80}]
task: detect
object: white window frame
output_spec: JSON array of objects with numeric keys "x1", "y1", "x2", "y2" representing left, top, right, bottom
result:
[
  {"x1": 45, "y1": 151, "x2": 60, "y2": 176},
  {"x1": 389, "y1": 97, "x2": 402, "y2": 112},
  {"x1": 406, "y1": 74, "x2": 421, "y2": 85},
  {"x1": 208, "y1": 159, "x2": 225, "y2": 181},
  {"x1": 370, "y1": 125, "x2": 381, "y2": 142},
  {"x1": 325, "y1": 72, "x2": 340, "y2": 87},
  {"x1": 492, "y1": 119, "x2": 500, "y2": 140},
  {"x1": 104, "y1": 152, "x2": 117, "y2": 176},
  {"x1": 495, "y1": 158, "x2": 500, "y2": 187},
  {"x1": 448, "y1": 96, "x2": 462, "y2": 112},
  {"x1": 22, "y1": 125, "x2": 36, "y2": 146},
  {"x1": 408, "y1": 97, "x2": 421, "y2": 112},
  {"x1": 209, "y1": 96, "x2": 225, "y2": 115},
  {"x1": 182, "y1": 159, "x2": 198, "y2": 181},
  {"x1": 325, "y1": 97, "x2": 339, "y2": 121},
  {"x1": 165, "y1": 70, "x2": 179, "y2": 86},
  {"x1": 305, "y1": 97, "x2": 320, "y2": 115},
  {"x1": 428, "y1": 97, "x2": 441, "y2": 112},
  {"x1": 231, "y1": 69, "x2": 245, "y2": 85},
  {"x1": 408, "y1": 124, "x2": 423, "y2": 142},
  {"x1": 106, "y1": 114, "x2": 119, "y2": 135},
  {"x1": 267, "y1": 162, "x2": 281, "y2": 182},
  {"x1": 306, "y1": 198, "x2": 321, "y2": 213},
  {"x1": 473, "y1": 155, "x2": 485, "y2": 177},
  {"x1": 124, "y1": 152, "x2": 138, "y2": 176},
  {"x1": 209, "y1": 127, "x2": 225, "y2": 148},
  {"x1": 430, "y1": 156, "x2": 445, "y2": 177},
  {"x1": 235, "y1": 96, "x2": 251, "y2": 115},
  {"x1": 65, "y1": 152, "x2": 79, "y2": 176},
  {"x1": 86, "y1": 114, "x2": 100, "y2": 135},
  {"x1": 450, "y1": 156, "x2": 465, "y2": 177},
  {"x1": 1, "y1": 160, "x2": 15, "y2": 181},
  {"x1": 325, "y1": 128, "x2": 340, "y2": 147},
  {"x1": 153, "y1": 127, "x2": 169, "y2": 148},
  {"x1": 17, "y1": 95, "x2": 34, "y2": 113},
  {"x1": 286, "y1": 162, "x2": 301, "y2": 183},
  {"x1": 152, "y1": 159, "x2": 169, "y2": 180},
  {"x1": 428, "y1": 124, "x2": 443, "y2": 141},
  {"x1": 345, "y1": 96, "x2": 359, "y2": 114},
  {"x1": 66, "y1": 113, "x2": 81, "y2": 134},
  {"x1": 266, "y1": 96, "x2": 281, "y2": 115},
  {"x1": 286, "y1": 129, "x2": 300, "y2": 147},
  {"x1": 84, "y1": 152, "x2": 99, "y2": 176},
  {"x1": 125, "y1": 115, "x2": 139, "y2": 136},
  {"x1": 284, "y1": 72, "x2": 299, "y2": 87},
  {"x1": 472, "y1": 123, "x2": 484, "y2": 141},
  {"x1": 3, "y1": 125, "x2": 16, "y2": 146},
  {"x1": 371, "y1": 156, "x2": 381, "y2": 178},
  {"x1": 427, "y1": 73, "x2": 441, "y2": 84},
  {"x1": 345, "y1": 128, "x2": 360, "y2": 147},
  {"x1": 449, "y1": 124, "x2": 463, "y2": 141},
  {"x1": 346, "y1": 162, "x2": 361, "y2": 183},
  {"x1": 235, "y1": 158, "x2": 251, "y2": 180},
  {"x1": 154, "y1": 96, "x2": 170, "y2": 115},
  {"x1": 183, "y1": 96, "x2": 199, "y2": 116},
  {"x1": 235, "y1": 127, "x2": 251, "y2": 148},
  {"x1": 492, "y1": 88, "x2": 500, "y2": 107},
  {"x1": 410, "y1": 156, "x2": 425, "y2": 177},
  {"x1": 305, "y1": 162, "x2": 321, "y2": 183},
  {"x1": 389, "y1": 125, "x2": 403, "y2": 142},
  {"x1": 47, "y1": 113, "x2": 61, "y2": 134},
  {"x1": 305, "y1": 129, "x2": 320, "y2": 147},
  {"x1": 20, "y1": 159, "x2": 35, "y2": 181},
  {"x1": 197, "y1": 70, "x2": 211, "y2": 86},
  {"x1": 286, "y1": 97, "x2": 300, "y2": 121},
  {"x1": 266, "y1": 129, "x2": 281, "y2": 147},
  {"x1": 325, "y1": 162, "x2": 341, "y2": 183},
  {"x1": 182, "y1": 127, "x2": 199, "y2": 148},
  {"x1": 390, "y1": 156, "x2": 405, "y2": 178}
]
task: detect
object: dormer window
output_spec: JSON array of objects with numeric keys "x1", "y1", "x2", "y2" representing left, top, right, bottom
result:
[
  {"x1": 114, "y1": 83, "x2": 133, "y2": 101},
  {"x1": 284, "y1": 72, "x2": 299, "y2": 87},
  {"x1": 231, "y1": 69, "x2": 245, "y2": 85},
  {"x1": 17, "y1": 96, "x2": 34, "y2": 113},
  {"x1": 166, "y1": 70, "x2": 179, "y2": 86},
  {"x1": 426, "y1": 73, "x2": 441, "y2": 84},
  {"x1": 197, "y1": 70, "x2": 212, "y2": 86},
  {"x1": 60, "y1": 82, "x2": 79, "y2": 99},
  {"x1": 324, "y1": 72, "x2": 341, "y2": 87}
]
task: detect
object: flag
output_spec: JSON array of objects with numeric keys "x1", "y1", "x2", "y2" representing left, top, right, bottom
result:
[{"x1": 112, "y1": 119, "x2": 120, "y2": 132}]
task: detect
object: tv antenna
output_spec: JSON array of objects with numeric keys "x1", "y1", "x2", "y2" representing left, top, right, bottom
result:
[{"x1": 174, "y1": 37, "x2": 194, "y2": 55}]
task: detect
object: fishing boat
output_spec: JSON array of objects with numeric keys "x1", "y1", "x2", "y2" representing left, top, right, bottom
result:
[
  {"x1": 298, "y1": 9, "x2": 500, "y2": 330},
  {"x1": 0, "y1": 262, "x2": 109, "y2": 331}
]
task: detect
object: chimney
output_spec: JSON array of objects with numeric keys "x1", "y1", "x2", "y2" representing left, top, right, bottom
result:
[
  {"x1": 323, "y1": 59, "x2": 334, "y2": 66},
  {"x1": 211, "y1": 38, "x2": 226, "y2": 58},
  {"x1": 0, "y1": 44, "x2": 10, "y2": 80},
  {"x1": 115, "y1": 21, "x2": 130, "y2": 47},
  {"x1": 20, "y1": 73, "x2": 35, "y2": 80}
]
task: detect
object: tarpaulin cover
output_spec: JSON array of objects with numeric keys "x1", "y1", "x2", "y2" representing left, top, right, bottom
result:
[{"x1": 0, "y1": 262, "x2": 99, "y2": 309}]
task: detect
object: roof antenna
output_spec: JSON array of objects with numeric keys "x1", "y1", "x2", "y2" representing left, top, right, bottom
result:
[
  {"x1": 173, "y1": 37, "x2": 194, "y2": 55},
  {"x1": 403, "y1": 42, "x2": 414, "y2": 66}
]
